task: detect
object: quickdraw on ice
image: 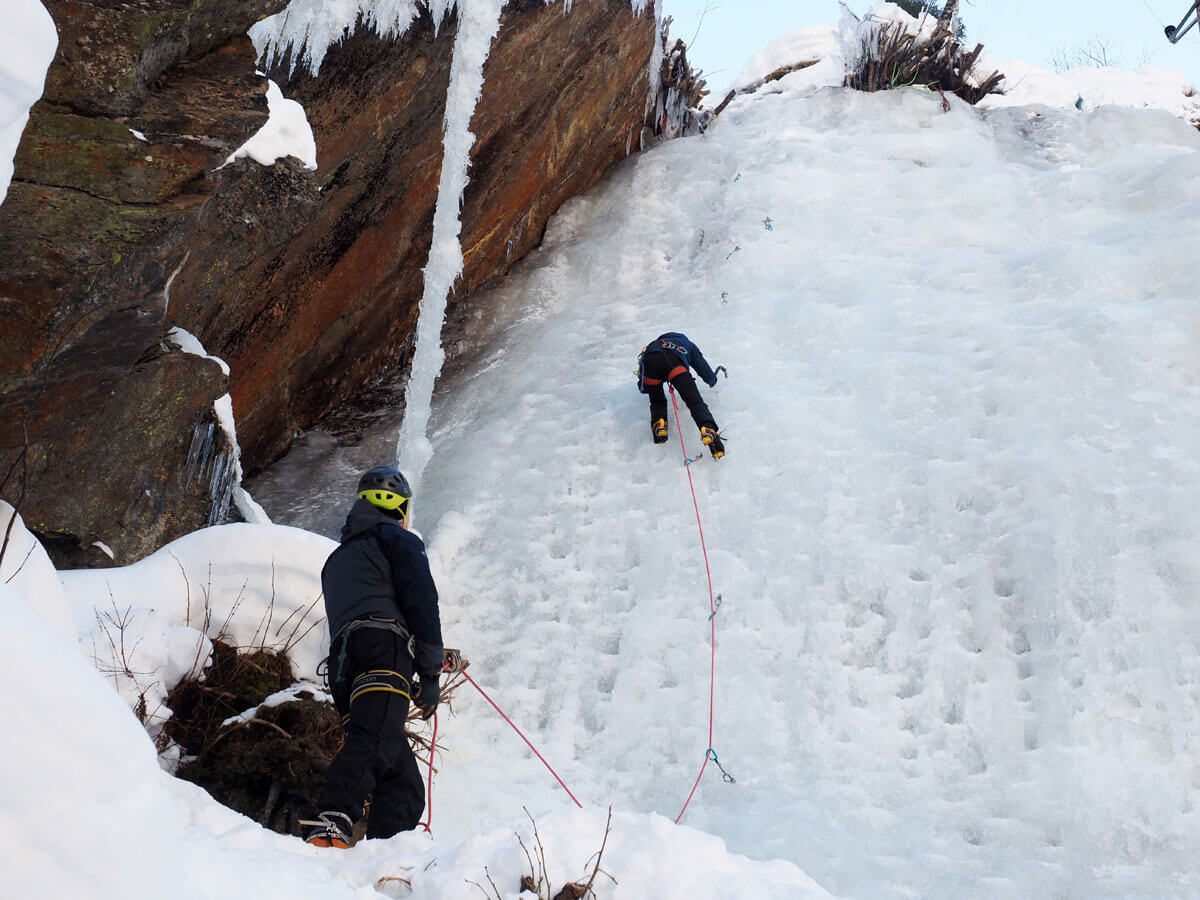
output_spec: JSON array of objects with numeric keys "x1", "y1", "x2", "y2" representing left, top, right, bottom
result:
[
  {"x1": 709, "y1": 593, "x2": 723, "y2": 621},
  {"x1": 706, "y1": 748, "x2": 736, "y2": 783}
]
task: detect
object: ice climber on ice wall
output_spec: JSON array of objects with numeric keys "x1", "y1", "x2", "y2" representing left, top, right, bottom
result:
[{"x1": 637, "y1": 332, "x2": 727, "y2": 457}]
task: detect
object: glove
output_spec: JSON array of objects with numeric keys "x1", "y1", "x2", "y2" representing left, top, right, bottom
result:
[{"x1": 414, "y1": 672, "x2": 440, "y2": 719}]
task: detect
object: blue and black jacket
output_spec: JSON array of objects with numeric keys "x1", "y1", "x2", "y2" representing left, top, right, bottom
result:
[{"x1": 637, "y1": 332, "x2": 717, "y2": 392}]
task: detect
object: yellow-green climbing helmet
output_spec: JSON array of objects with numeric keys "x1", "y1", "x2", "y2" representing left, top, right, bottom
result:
[{"x1": 357, "y1": 466, "x2": 411, "y2": 516}]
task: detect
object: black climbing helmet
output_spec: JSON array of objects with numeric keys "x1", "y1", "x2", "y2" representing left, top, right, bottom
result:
[{"x1": 357, "y1": 466, "x2": 412, "y2": 517}]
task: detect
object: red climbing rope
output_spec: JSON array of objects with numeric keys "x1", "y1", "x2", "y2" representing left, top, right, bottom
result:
[
  {"x1": 463, "y1": 670, "x2": 584, "y2": 808},
  {"x1": 419, "y1": 708, "x2": 439, "y2": 833},
  {"x1": 668, "y1": 386, "x2": 722, "y2": 824},
  {"x1": 420, "y1": 391, "x2": 725, "y2": 826}
]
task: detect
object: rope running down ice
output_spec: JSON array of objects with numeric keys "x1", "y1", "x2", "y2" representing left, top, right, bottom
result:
[
  {"x1": 668, "y1": 385, "x2": 732, "y2": 825},
  {"x1": 420, "y1": 387, "x2": 729, "y2": 824}
]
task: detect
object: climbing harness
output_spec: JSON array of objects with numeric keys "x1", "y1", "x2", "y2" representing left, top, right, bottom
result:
[
  {"x1": 1166, "y1": 1, "x2": 1199, "y2": 41},
  {"x1": 332, "y1": 615, "x2": 415, "y2": 651},
  {"x1": 347, "y1": 668, "x2": 411, "y2": 708},
  {"x1": 640, "y1": 364, "x2": 688, "y2": 388},
  {"x1": 637, "y1": 337, "x2": 691, "y2": 393},
  {"x1": 334, "y1": 623, "x2": 419, "y2": 726}
]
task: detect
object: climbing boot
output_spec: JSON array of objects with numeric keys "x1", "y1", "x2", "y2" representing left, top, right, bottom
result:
[
  {"x1": 652, "y1": 418, "x2": 668, "y2": 443},
  {"x1": 301, "y1": 811, "x2": 354, "y2": 849},
  {"x1": 700, "y1": 426, "x2": 725, "y2": 459}
]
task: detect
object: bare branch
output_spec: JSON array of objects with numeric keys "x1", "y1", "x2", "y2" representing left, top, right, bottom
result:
[{"x1": 581, "y1": 806, "x2": 615, "y2": 894}]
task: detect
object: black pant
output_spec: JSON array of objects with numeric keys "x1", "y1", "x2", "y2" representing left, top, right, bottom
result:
[
  {"x1": 319, "y1": 627, "x2": 424, "y2": 839},
  {"x1": 643, "y1": 351, "x2": 717, "y2": 433}
]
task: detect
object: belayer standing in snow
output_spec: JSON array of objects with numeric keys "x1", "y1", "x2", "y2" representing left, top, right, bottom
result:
[
  {"x1": 303, "y1": 466, "x2": 444, "y2": 848},
  {"x1": 637, "y1": 331, "x2": 726, "y2": 458}
]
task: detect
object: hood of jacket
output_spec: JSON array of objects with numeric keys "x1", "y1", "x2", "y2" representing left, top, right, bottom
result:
[{"x1": 340, "y1": 498, "x2": 403, "y2": 542}]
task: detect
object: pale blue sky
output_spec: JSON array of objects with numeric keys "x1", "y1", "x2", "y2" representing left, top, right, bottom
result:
[{"x1": 661, "y1": 0, "x2": 1200, "y2": 94}]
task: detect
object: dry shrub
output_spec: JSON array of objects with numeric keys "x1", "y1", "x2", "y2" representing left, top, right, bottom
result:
[
  {"x1": 173, "y1": 644, "x2": 469, "y2": 839},
  {"x1": 469, "y1": 807, "x2": 615, "y2": 900},
  {"x1": 175, "y1": 693, "x2": 344, "y2": 836},
  {"x1": 167, "y1": 640, "x2": 339, "y2": 836},
  {"x1": 843, "y1": 1, "x2": 1005, "y2": 105},
  {"x1": 165, "y1": 640, "x2": 295, "y2": 751}
]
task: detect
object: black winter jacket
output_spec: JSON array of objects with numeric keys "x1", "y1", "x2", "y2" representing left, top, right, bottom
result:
[{"x1": 321, "y1": 499, "x2": 444, "y2": 678}]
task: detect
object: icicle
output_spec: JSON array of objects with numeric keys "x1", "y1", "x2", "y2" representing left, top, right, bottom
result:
[
  {"x1": 394, "y1": 0, "x2": 506, "y2": 501},
  {"x1": 184, "y1": 422, "x2": 218, "y2": 485},
  {"x1": 249, "y1": 0, "x2": 429, "y2": 78},
  {"x1": 644, "y1": 0, "x2": 664, "y2": 122},
  {"x1": 184, "y1": 422, "x2": 237, "y2": 526},
  {"x1": 168, "y1": 328, "x2": 272, "y2": 526}
]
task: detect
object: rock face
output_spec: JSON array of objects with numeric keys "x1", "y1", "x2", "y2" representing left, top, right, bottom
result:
[
  {"x1": 0, "y1": 1, "x2": 287, "y2": 567},
  {"x1": 0, "y1": 0, "x2": 655, "y2": 567}
]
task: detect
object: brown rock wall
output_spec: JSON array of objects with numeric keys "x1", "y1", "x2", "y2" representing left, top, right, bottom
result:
[
  {"x1": 0, "y1": 2, "x2": 283, "y2": 566},
  {"x1": 460, "y1": 0, "x2": 653, "y2": 294},
  {"x1": 1, "y1": 0, "x2": 656, "y2": 567},
  {"x1": 173, "y1": 0, "x2": 654, "y2": 468},
  {"x1": 172, "y1": 8, "x2": 457, "y2": 466}
]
